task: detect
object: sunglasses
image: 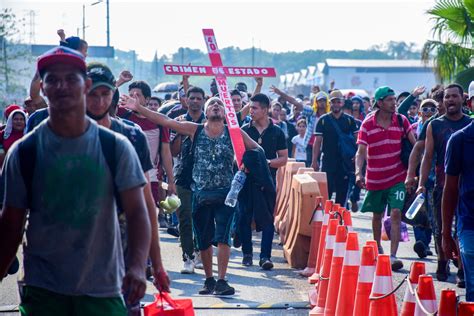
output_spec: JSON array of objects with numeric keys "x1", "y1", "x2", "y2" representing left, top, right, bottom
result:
[{"x1": 421, "y1": 107, "x2": 437, "y2": 113}]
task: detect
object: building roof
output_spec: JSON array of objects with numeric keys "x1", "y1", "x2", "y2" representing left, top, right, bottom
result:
[{"x1": 325, "y1": 59, "x2": 434, "y2": 68}]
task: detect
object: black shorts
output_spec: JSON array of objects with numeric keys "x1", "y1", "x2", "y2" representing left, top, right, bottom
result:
[{"x1": 192, "y1": 195, "x2": 236, "y2": 250}]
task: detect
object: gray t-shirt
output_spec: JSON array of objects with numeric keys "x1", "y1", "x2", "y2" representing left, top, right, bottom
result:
[{"x1": 3, "y1": 119, "x2": 146, "y2": 297}]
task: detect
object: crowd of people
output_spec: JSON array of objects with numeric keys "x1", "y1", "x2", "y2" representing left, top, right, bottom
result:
[{"x1": 0, "y1": 32, "x2": 474, "y2": 315}]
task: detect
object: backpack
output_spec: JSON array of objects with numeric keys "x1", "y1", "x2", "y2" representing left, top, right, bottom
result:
[
  {"x1": 18, "y1": 127, "x2": 119, "y2": 209},
  {"x1": 327, "y1": 115, "x2": 357, "y2": 174},
  {"x1": 174, "y1": 124, "x2": 205, "y2": 189},
  {"x1": 397, "y1": 114, "x2": 413, "y2": 168}
]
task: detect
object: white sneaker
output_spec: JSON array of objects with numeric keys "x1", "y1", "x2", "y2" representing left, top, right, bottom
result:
[
  {"x1": 194, "y1": 253, "x2": 204, "y2": 269},
  {"x1": 180, "y1": 258, "x2": 195, "y2": 274}
]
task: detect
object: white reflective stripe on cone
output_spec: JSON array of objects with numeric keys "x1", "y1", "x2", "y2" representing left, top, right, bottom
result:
[
  {"x1": 325, "y1": 235, "x2": 336, "y2": 250},
  {"x1": 333, "y1": 242, "x2": 346, "y2": 257},
  {"x1": 358, "y1": 265, "x2": 375, "y2": 283},
  {"x1": 314, "y1": 210, "x2": 324, "y2": 222},
  {"x1": 343, "y1": 250, "x2": 360, "y2": 266},
  {"x1": 402, "y1": 283, "x2": 417, "y2": 303},
  {"x1": 323, "y1": 214, "x2": 330, "y2": 225},
  {"x1": 414, "y1": 300, "x2": 437, "y2": 316},
  {"x1": 371, "y1": 276, "x2": 394, "y2": 294}
]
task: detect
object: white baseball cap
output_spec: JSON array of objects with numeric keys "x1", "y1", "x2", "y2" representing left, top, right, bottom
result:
[{"x1": 469, "y1": 81, "x2": 474, "y2": 100}]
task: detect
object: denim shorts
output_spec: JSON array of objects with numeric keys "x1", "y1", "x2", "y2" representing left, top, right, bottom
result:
[{"x1": 192, "y1": 195, "x2": 236, "y2": 250}]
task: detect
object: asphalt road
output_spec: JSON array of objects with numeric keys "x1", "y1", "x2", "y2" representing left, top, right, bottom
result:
[{"x1": 0, "y1": 211, "x2": 466, "y2": 315}]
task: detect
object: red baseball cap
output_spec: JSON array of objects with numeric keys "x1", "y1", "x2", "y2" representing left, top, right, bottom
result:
[{"x1": 37, "y1": 46, "x2": 86, "y2": 77}]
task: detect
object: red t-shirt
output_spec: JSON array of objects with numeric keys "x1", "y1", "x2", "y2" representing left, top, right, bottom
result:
[
  {"x1": 357, "y1": 112, "x2": 412, "y2": 191},
  {"x1": 0, "y1": 130, "x2": 23, "y2": 153},
  {"x1": 117, "y1": 107, "x2": 170, "y2": 182}
]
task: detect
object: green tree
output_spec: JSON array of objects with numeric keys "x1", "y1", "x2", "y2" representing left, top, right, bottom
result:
[
  {"x1": 422, "y1": 0, "x2": 474, "y2": 82},
  {"x1": 0, "y1": 8, "x2": 31, "y2": 104}
]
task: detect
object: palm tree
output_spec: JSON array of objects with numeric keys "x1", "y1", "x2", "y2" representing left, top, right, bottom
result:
[{"x1": 422, "y1": 0, "x2": 474, "y2": 83}]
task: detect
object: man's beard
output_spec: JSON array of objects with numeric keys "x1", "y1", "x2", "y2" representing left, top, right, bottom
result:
[
  {"x1": 208, "y1": 113, "x2": 224, "y2": 122},
  {"x1": 86, "y1": 105, "x2": 111, "y2": 121}
]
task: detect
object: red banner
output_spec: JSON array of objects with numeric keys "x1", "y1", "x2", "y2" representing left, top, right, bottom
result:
[
  {"x1": 202, "y1": 29, "x2": 246, "y2": 166},
  {"x1": 163, "y1": 64, "x2": 276, "y2": 77}
]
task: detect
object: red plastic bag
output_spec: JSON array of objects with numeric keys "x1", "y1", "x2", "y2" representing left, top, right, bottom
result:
[{"x1": 143, "y1": 292, "x2": 195, "y2": 316}]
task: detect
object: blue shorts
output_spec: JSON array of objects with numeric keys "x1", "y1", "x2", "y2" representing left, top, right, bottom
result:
[{"x1": 192, "y1": 195, "x2": 236, "y2": 250}]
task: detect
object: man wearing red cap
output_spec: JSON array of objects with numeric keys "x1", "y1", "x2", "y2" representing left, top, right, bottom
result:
[{"x1": 0, "y1": 46, "x2": 151, "y2": 315}]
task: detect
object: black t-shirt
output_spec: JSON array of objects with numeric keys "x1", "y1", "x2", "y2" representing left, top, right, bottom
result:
[
  {"x1": 314, "y1": 112, "x2": 358, "y2": 172},
  {"x1": 430, "y1": 114, "x2": 472, "y2": 187},
  {"x1": 242, "y1": 119, "x2": 287, "y2": 178},
  {"x1": 110, "y1": 118, "x2": 153, "y2": 173},
  {"x1": 173, "y1": 112, "x2": 205, "y2": 189}
]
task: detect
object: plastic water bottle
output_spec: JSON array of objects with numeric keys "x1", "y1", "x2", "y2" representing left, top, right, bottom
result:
[
  {"x1": 405, "y1": 193, "x2": 425, "y2": 220},
  {"x1": 225, "y1": 171, "x2": 247, "y2": 207}
]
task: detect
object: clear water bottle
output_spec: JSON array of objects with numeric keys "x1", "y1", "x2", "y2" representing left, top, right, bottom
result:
[
  {"x1": 225, "y1": 171, "x2": 247, "y2": 207},
  {"x1": 405, "y1": 193, "x2": 425, "y2": 220}
]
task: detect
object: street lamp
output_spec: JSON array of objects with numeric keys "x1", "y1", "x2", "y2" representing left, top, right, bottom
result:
[{"x1": 82, "y1": 1, "x2": 102, "y2": 40}]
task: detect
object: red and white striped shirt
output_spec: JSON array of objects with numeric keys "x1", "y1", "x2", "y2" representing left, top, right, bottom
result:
[{"x1": 357, "y1": 112, "x2": 412, "y2": 191}]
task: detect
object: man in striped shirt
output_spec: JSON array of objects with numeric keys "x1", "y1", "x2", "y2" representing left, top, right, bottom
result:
[{"x1": 355, "y1": 86, "x2": 416, "y2": 271}]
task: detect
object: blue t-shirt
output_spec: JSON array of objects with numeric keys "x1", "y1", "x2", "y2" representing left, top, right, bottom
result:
[{"x1": 445, "y1": 121, "x2": 474, "y2": 231}]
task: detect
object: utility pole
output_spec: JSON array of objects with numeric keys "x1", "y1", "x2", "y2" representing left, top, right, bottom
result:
[
  {"x1": 106, "y1": 0, "x2": 110, "y2": 46},
  {"x1": 82, "y1": 4, "x2": 86, "y2": 40}
]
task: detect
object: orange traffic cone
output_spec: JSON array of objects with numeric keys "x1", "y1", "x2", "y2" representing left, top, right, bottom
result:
[
  {"x1": 353, "y1": 245, "x2": 376, "y2": 316},
  {"x1": 368, "y1": 254, "x2": 398, "y2": 316},
  {"x1": 300, "y1": 197, "x2": 324, "y2": 277},
  {"x1": 401, "y1": 262, "x2": 426, "y2": 316},
  {"x1": 343, "y1": 208, "x2": 353, "y2": 231},
  {"x1": 323, "y1": 225, "x2": 348, "y2": 316},
  {"x1": 335, "y1": 231, "x2": 360, "y2": 316},
  {"x1": 458, "y1": 302, "x2": 474, "y2": 316},
  {"x1": 366, "y1": 240, "x2": 379, "y2": 257},
  {"x1": 414, "y1": 275, "x2": 437, "y2": 316},
  {"x1": 309, "y1": 218, "x2": 339, "y2": 314},
  {"x1": 438, "y1": 289, "x2": 457, "y2": 316},
  {"x1": 309, "y1": 200, "x2": 334, "y2": 284}
]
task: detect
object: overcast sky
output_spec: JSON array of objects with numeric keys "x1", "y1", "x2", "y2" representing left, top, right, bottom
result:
[{"x1": 3, "y1": 0, "x2": 436, "y2": 61}]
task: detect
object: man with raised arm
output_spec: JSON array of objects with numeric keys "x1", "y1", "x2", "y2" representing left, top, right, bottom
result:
[{"x1": 120, "y1": 94, "x2": 259, "y2": 296}]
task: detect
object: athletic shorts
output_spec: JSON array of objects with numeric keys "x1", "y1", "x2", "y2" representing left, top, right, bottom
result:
[
  {"x1": 19, "y1": 286, "x2": 126, "y2": 316},
  {"x1": 192, "y1": 196, "x2": 236, "y2": 251},
  {"x1": 361, "y1": 181, "x2": 406, "y2": 214}
]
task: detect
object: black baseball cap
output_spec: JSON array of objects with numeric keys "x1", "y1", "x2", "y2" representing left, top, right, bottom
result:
[{"x1": 87, "y1": 62, "x2": 116, "y2": 91}]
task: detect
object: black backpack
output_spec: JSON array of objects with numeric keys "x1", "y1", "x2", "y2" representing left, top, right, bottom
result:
[
  {"x1": 174, "y1": 124, "x2": 204, "y2": 189},
  {"x1": 397, "y1": 114, "x2": 413, "y2": 168},
  {"x1": 18, "y1": 127, "x2": 119, "y2": 209}
]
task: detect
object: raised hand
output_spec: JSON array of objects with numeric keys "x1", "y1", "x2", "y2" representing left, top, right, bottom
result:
[
  {"x1": 57, "y1": 29, "x2": 66, "y2": 41},
  {"x1": 119, "y1": 70, "x2": 133, "y2": 84},
  {"x1": 119, "y1": 94, "x2": 140, "y2": 111},
  {"x1": 255, "y1": 77, "x2": 263, "y2": 86},
  {"x1": 412, "y1": 86, "x2": 426, "y2": 97},
  {"x1": 269, "y1": 85, "x2": 282, "y2": 95}
]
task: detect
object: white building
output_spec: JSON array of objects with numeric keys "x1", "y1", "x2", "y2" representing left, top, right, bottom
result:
[{"x1": 282, "y1": 59, "x2": 437, "y2": 96}]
